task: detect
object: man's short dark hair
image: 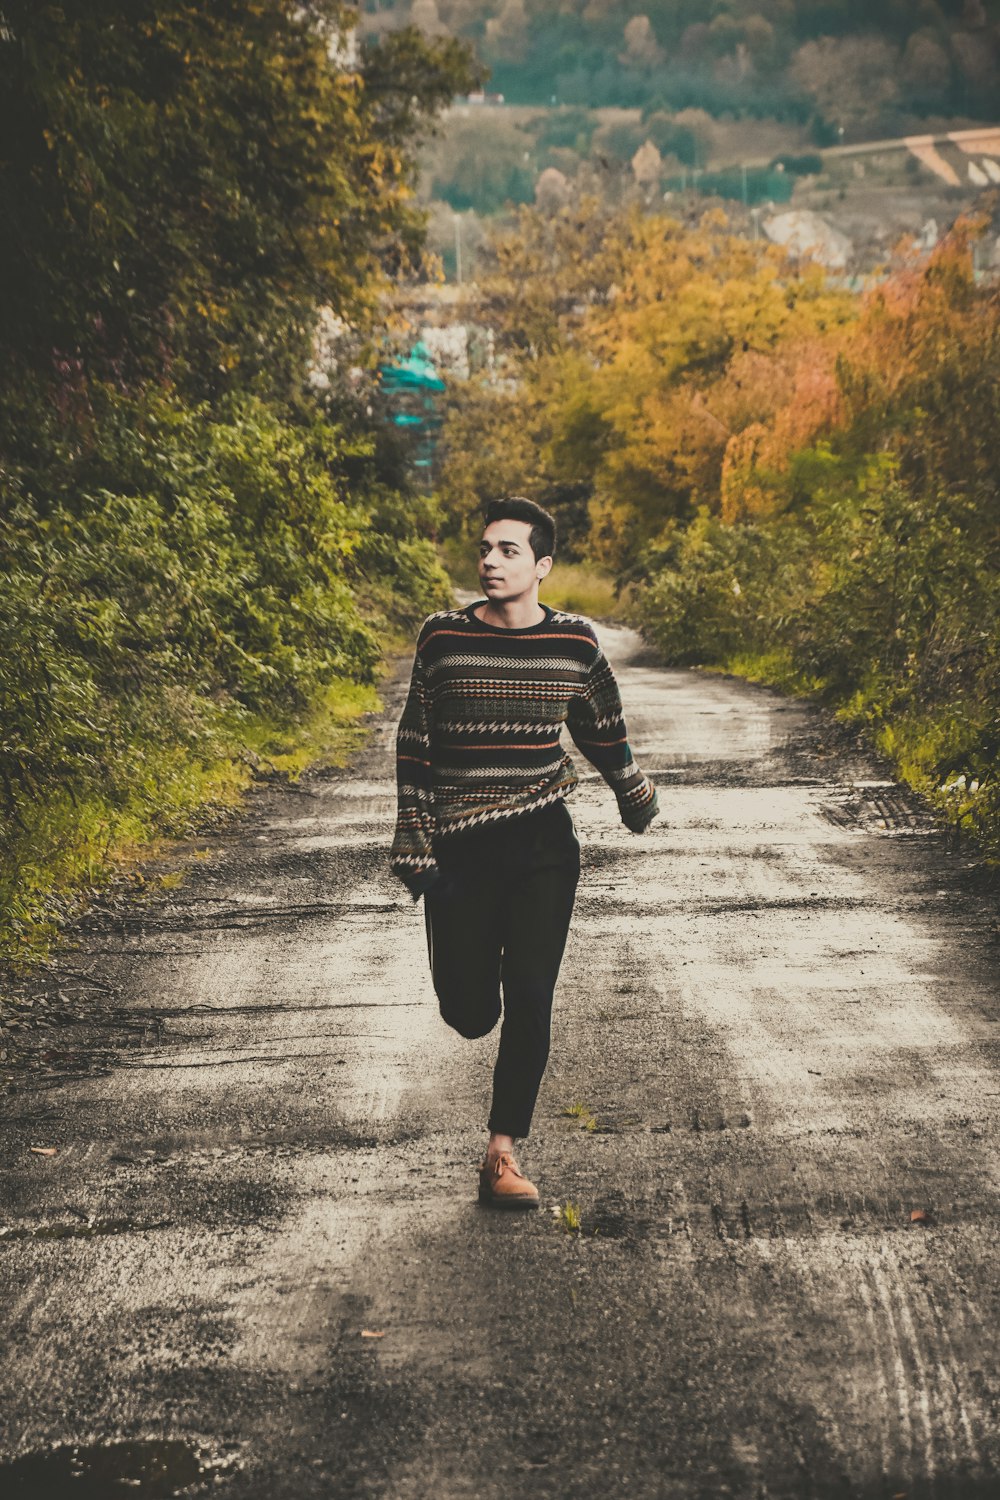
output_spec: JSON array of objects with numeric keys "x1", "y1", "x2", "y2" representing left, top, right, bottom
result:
[{"x1": 482, "y1": 497, "x2": 556, "y2": 563}]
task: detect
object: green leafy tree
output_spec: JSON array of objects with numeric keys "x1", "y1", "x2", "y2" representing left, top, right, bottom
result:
[
  {"x1": 0, "y1": 1, "x2": 482, "y2": 404},
  {"x1": 0, "y1": 1, "x2": 483, "y2": 956}
]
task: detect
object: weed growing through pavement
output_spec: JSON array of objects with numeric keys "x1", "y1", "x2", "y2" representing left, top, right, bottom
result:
[
  {"x1": 561, "y1": 1101, "x2": 598, "y2": 1132},
  {"x1": 553, "y1": 1201, "x2": 582, "y2": 1233}
]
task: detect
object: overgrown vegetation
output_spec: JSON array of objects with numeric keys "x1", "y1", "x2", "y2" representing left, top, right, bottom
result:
[
  {"x1": 0, "y1": 1, "x2": 482, "y2": 964},
  {"x1": 436, "y1": 198, "x2": 1000, "y2": 855}
]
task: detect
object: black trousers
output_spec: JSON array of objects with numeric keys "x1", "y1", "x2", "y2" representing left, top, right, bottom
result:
[{"x1": 423, "y1": 799, "x2": 581, "y2": 1139}]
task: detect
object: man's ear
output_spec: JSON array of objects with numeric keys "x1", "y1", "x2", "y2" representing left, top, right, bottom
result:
[{"x1": 537, "y1": 555, "x2": 554, "y2": 579}]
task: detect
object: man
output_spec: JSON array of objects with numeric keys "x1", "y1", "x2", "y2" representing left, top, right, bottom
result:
[{"x1": 390, "y1": 497, "x2": 659, "y2": 1208}]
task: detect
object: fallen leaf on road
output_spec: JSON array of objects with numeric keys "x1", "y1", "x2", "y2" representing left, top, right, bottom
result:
[
  {"x1": 30, "y1": 1146, "x2": 58, "y2": 1156},
  {"x1": 360, "y1": 1329, "x2": 385, "y2": 1339},
  {"x1": 910, "y1": 1208, "x2": 933, "y2": 1226}
]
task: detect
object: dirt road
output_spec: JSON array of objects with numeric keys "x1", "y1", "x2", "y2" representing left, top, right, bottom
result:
[{"x1": 1, "y1": 612, "x2": 998, "y2": 1499}]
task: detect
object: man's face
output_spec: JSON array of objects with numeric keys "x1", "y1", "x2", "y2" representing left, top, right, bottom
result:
[{"x1": 478, "y1": 518, "x2": 551, "y2": 603}]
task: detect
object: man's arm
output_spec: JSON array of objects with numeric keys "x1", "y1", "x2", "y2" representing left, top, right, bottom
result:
[
  {"x1": 389, "y1": 642, "x2": 443, "y2": 899},
  {"x1": 566, "y1": 641, "x2": 659, "y2": 833}
]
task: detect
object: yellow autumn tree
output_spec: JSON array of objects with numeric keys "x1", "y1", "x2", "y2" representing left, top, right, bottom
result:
[{"x1": 535, "y1": 207, "x2": 855, "y2": 565}]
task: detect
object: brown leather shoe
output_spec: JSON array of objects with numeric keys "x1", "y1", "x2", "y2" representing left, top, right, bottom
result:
[{"x1": 478, "y1": 1151, "x2": 540, "y2": 1210}]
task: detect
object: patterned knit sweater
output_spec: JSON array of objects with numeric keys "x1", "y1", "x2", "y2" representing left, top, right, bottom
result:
[{"x1": 390, "y1": 601, "x2": 659, "y2": 897}]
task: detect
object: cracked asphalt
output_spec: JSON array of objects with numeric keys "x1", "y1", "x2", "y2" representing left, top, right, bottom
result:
[{"x1": 1, "y1": 611, "x2": 999, "y2": 1499}]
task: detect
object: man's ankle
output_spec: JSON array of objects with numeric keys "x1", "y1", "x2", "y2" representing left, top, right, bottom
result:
[{"x1": 486, "y1": 1132, "x2": 515, "y2": 1163}]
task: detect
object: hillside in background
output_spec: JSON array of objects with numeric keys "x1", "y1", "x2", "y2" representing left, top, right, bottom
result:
[
  {"x1": 417, "y1": 105, "x2": 1000, "y2": 279},
  {"x1": 362, "y1": 1, "x2": 1000, "y2": 129},
  {"x1": 353, "y1": 3, "x2": 1000, "y2": 276}
]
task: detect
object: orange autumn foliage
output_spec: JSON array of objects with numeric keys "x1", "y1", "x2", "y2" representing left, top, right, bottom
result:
[
  {"x1": 553, "y1": 208, "x2": 856, "y2": 559},
  {"x1": 719, "y1": 342, "x2": 845, "y2": 521}
]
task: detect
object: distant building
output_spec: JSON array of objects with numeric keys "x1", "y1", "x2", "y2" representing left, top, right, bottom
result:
[
  {"x1": 327, "y1": 24, "x2": 359, "y2": 69},
  {"x1": 763, "y1": 210, "x2": 853, "y2": 271}
]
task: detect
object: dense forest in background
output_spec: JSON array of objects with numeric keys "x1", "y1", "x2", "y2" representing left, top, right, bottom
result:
[
  {"x1": 364, "y1": 0, "x2": 1000, "y2": 133},
  {"x1": 436, "y1": 199, "x2": 1000, "y2": 852},
  {"x1": 0, "y1": 1, "x2": 480, "y2": 961}
]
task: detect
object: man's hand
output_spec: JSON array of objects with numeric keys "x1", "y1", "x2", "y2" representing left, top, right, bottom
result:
[
  {"x1": 400, "y1": 864, "x2": 445, "y2": 902},
  {"x1": 622, "y1": 802, "x2": 661, "y2": 835}
]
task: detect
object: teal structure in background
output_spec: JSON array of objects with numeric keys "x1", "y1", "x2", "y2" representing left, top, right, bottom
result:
[{"x1": 378, "y1": 340, "x2": 446, "y2": 476}]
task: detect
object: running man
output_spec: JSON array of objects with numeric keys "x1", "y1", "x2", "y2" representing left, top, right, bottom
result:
[{"x1": 390, "y1": 497, "x2": 659, "y2": 1208}]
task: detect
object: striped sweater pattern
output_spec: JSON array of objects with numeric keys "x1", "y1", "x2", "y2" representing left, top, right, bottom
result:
[{"x1": 390, "y1": 601, "x2": 659, "y2": 894}]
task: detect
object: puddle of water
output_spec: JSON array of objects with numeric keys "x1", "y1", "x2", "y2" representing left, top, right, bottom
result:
[{"x1": 0, "y1": 1440, "x2": 222, "y2": 1498}]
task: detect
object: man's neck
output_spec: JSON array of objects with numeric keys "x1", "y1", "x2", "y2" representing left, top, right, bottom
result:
[{"x1": 475, "y1": 595, "x2": 546, "y2": 630}]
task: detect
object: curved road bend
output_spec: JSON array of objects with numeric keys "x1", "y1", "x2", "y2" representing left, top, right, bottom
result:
[{"x1": 1, "y1": 615, "x2": 998, "y2": 1499}]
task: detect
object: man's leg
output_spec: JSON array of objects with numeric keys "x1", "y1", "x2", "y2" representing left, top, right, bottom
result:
[
  {"x1": 488, "y1": 806, "x2": 580, "y2": 1141},
  {"x1": 423, "y1": 861, "x2": 505, "y2": 1040}
]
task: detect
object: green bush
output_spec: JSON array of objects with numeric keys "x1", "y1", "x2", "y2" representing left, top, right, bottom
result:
[
  {"x1": 0, "y1": 4, "x2": 480, "y2": 966},
  {"x1": 0, "y1": 382, "x2": 452, "y2": 957},
  {"x1": 1, "y1": 382, "x2": 452, "y2": 810},
  {"x1": 633, "y1": 509, "x2": 811, "y2": 666},
  {"x1": 635, "y1": 468, "x2": 1000, "y2": 854}
]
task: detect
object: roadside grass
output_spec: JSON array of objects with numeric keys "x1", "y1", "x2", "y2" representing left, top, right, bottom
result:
[
  {"x1": 539, "y1": 564, "x2": 618, "y2": 620},
  {"x1": 0, "y1": 674, "x2": 384, "y2": 973},
  {"x1": 706, "y1": 648, "x2": 826, "y2": 698},
  {"x1": 704, "y1": 649, "x2": 999, "y2": 861},
  {"x1": 838, "y1": 696, "x2": 999, "y2": 857}
]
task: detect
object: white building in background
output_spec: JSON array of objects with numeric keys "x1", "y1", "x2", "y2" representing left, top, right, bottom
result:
[
  {"x1": 326, "y1": 23, "x2": 358, "y2": 68},
  {"x1": 417, "y1": 324, "x2": 471, "y2": 380},
  {"x1": 291, "y1": 6, "x2": 359, "y2": 67},
  {"x1": 919, "y1": 218, "x2": 939, "y2": 251},
  {"x1": 763, "y1": 209, "x2": 854, "y2": 271}
]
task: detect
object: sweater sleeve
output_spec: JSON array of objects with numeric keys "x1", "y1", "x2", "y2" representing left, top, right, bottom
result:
[
  {"x1": 389, "y1": 641, "x2": 443, "y2": 899},
  {"x1": 566, "y1": 641, "x2": 660, "y2": 833}
]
